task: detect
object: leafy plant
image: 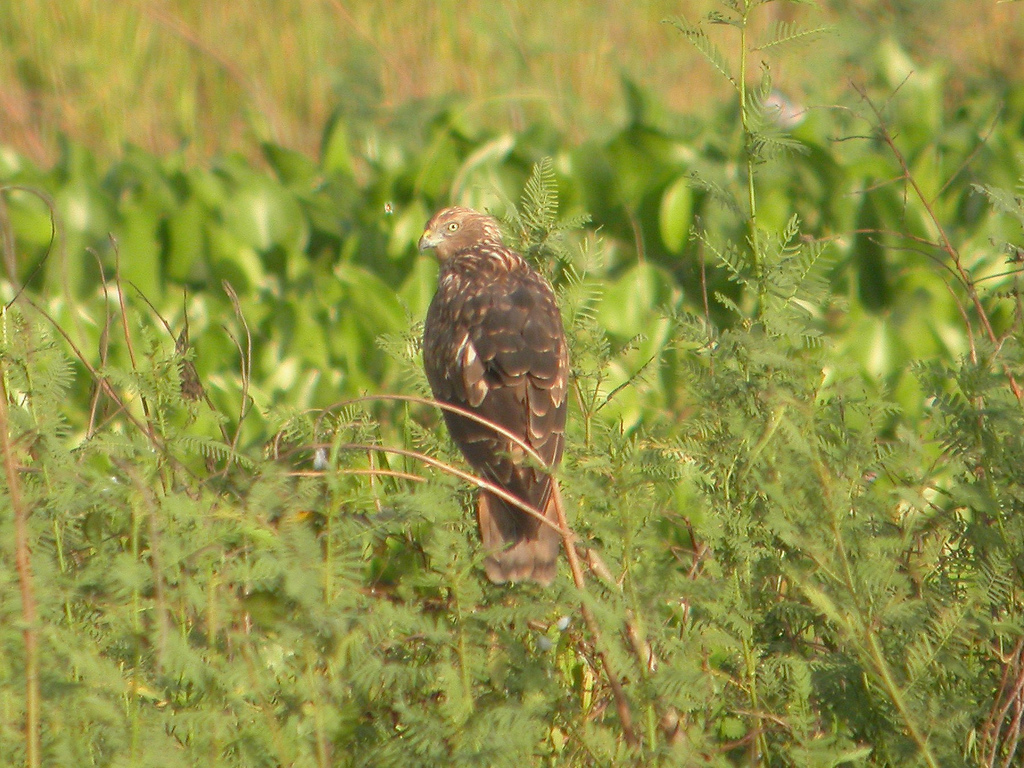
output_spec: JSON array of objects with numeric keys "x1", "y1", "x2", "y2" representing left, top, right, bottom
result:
[{"x1": 2, "y1": 1, "x2": 1024, "y2": 765}]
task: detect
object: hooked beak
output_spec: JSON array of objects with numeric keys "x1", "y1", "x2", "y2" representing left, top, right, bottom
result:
[{"x1": 418, "y1": 229, "x2": 441, "y2": 252}]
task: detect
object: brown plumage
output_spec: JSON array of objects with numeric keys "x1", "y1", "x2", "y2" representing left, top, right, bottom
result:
[{"x1": 419, "y1": 206, "x2": 568, "y2": 586}]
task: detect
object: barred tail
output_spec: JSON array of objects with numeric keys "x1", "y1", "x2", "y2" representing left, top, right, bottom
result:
[{"x1": 476, "y1": 489, "x2": 561, "y2": 586}]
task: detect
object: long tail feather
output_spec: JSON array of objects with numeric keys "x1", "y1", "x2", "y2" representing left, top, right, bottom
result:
[{"x1": 476, "y1": 489, "x2": 561, "y2": 586}]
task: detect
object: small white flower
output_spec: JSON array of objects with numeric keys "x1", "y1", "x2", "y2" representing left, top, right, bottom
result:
[{"x1": 313, "y1": 447, "x2": 329, "y2": 470}]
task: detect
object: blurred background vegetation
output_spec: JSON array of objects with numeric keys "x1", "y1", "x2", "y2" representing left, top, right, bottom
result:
[
  {"x1": 3, "y1": 1, "x2": 1024, "y2": 766},
  {"x1": 0, "y1": 0, "x2": 1019, "y2": 163},
  {"x1": 1, "y1": 0, "x2": 1022, "y2": 430}
]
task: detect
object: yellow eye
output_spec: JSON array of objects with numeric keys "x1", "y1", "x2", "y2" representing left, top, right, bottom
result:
[{"x1": 447, "y1": 222, "x2": 460, "y2": 232}]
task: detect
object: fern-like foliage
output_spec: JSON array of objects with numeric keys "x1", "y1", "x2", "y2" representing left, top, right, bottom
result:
[
  {"x1": 745, "y1": 69, "x2": 811, "y2": 163},
  {"x1": 756, "y1": 20, "x2": 832, "y2": 51},
  {"x1": 501, "y1": 157, "x2": 591, "y2": 274},
  {"x1": 665, "y1": 16, "x2": 735, "y2": 87},
  {"x1": 3, "y1": 14, "x2": 1024, "y2": 766}
]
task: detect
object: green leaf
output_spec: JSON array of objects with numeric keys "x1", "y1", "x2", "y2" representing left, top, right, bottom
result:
[
  {"x1": 114, "y1": 198, "x2": 163, "y2": 303},
  {"x1": 221, "y1": 180, "x2": 308, "y2": 254},
  {"x1": 666, "y1": 16, "x2": 734, "y2": 85},
  {"x1": 659, "y1": 175, "x2": 694, "y2": 253},
  {"x1": 399, "y1": 255, "x2": 439, "y2": 320},
  {"x1": 207, "y1": 222, "x2": 266, "y2": 291},
  {"x1": 598, "y1": 263, "x2": 674, "y2": 338},
  {"x1": 262, "y1": 142, "x2": 318, "y2": 186},
  {"x1": 2, "y1": 186, "x2": 55, "y2": 249},
  {"x1": 166, "y1": 196, "x2": 206, "y2": 283},
  {"x1": 756, "y1": 21, "x2": 832, "y2": 51},
  {"x1": 337, "y1": 263, "x2": 406, "y2": 335},
  {"x1": 320, "y1": 111, "x2": 354, "y2": 176}
]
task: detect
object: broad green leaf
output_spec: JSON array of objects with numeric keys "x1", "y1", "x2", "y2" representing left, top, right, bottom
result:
[
  {"x1": 659, "y1": 175, "x2": 694, "y2": 254},
  {"x1": 222, "y1": 180, "x2": 308, "y2": 254},
  {"x1": 336, "y1": 264, "x2": 405, "y2": 335},
  {"x1": 399, "y1": 255, "x2": 439, "y2": 321},
  {"x1": 598, "y1": 262, "x2": 675, "y2": 337},
  {"x1": 207, "y1": 222, "x2": 266, "y2": 291},
  {"x1": 3, "y1": 187, "x2": 55, "y2": 249},
  {"x1": 263, "y1": 142, "x2": 318, "y2": 186},
  {"x1": 166, "y1": 197, "x2": 207, "y2": 282},
  {"x1": 114, "y1": 198, "x2": 163, "y2": 303},
  {"x1": 320, "y1": 112, "x2": 354, "y2": 176},
  {"x1": 387, "y1": 200, "x2": 430, "y2": 260}
]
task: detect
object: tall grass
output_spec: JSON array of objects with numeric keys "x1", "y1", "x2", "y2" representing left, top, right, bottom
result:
[{"x1": 1, "y1": 0, "x2": 1021, "y2": 165}]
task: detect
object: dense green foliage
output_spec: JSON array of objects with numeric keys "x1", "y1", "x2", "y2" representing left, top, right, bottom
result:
[{"x1": 2, "y1": 2, "x2": 1024, "y2": 766}]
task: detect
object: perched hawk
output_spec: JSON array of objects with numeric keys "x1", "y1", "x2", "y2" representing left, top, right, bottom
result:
[{"x1": 419, "y1": 206, "x2": 568, "y2": 586}]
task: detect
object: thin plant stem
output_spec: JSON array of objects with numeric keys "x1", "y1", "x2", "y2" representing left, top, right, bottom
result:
[
  {"x1": 864, "y1": 631, "x2": 940, "y2": 768},
  {"x1": 324, "y1": 442, "x2": 566, "y2": 537},
  {"x1": 855, "y1": 84, "x2": 1022, "y2": 400},
  {"x1": 0, "y1": 358, "x2": 41, "y2": 768},
  {"x1": 737, "y1": 4, "x2": 761, "y2": 282},
  {"x1": 552, "y1": 484, "x2": 638, "y2": 747},
  {"x1": 314, "y1": 393, "x2": 640, "y2": 747}
]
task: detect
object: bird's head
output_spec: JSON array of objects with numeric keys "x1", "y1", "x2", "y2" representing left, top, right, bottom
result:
[{"x1": 418, "y1": 206, "x2": 504, "y2": 260}]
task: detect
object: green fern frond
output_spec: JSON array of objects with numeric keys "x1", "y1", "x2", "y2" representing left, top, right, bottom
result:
[
  {"x1": 712, "y1": 291, "x2": 746, "y2": 318},
  {"x1": 701, "y1": 235, "x2": 751, "y2": 286},
  {"x1": 520, "y1": 156, "x2": 559, "y2": 234},
  {"x1": 756, "y1": 21, "x2": 832, "y2": 51},
  {"x1": 666, "y1": 17, "x2": 735, "y2": 86},
  {"x1": 972, "y1": 183, "x2": 1024, "y2": 225},
  {"x1": 688, "y1": 170, "x2": 744, "y2": 215},
  {"x1": 178, "y1": 434, "x2": 257, "y2": 470},
  {"x1": 751, "y1": 130, "x2": 811, "y2": 161}
]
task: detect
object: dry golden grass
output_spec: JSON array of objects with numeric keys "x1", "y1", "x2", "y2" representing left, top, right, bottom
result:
[{"x1": 0, "y1": 0, "x2": 1020, "y2": 165}]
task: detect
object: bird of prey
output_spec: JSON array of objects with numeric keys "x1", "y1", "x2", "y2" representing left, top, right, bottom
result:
[{"x1": 419, "y1": 206, "x2": 568, "y2": 586}]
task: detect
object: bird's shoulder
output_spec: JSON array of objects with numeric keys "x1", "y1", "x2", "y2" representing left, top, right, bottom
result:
[{"x1": 429, "y1": 241, "x2": 548, "y2": 313}]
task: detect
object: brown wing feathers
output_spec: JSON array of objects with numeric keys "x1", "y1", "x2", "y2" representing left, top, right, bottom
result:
[{"x1": 420, "y1": 206, "x2": 568, "y2": 585}]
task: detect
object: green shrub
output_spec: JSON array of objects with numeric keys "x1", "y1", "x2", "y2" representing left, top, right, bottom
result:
[{"x1": 2, "y1": 2, "x2": 1024, "y2": 766}]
